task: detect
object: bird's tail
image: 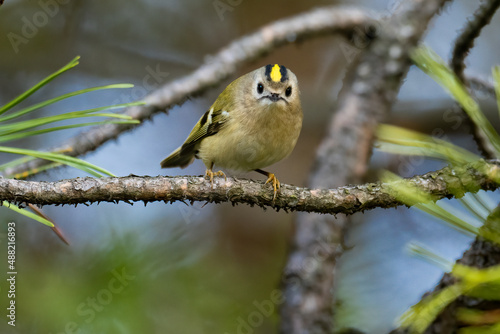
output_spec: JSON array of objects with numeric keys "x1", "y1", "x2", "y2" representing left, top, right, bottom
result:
[{"x1": 160, "y1": 146, "x2": 195, "y2": 169}]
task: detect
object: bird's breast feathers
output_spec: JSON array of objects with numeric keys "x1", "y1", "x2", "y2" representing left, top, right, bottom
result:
[{"x1": 197, "y1": 104, "x2": 302, "y2": 171}]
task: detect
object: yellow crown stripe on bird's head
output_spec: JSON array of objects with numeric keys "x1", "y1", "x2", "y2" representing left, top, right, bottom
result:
[
  {"x1": 270, "y1": 64, "x2": 281, "y2": 82},
  {"x1": 265, "y1": 64, "x2": 288, "y2": 82}
]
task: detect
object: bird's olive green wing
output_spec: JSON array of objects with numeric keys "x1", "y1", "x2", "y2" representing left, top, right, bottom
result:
[
  {"x1": 160, "y1": 107, "x2": 228, "y2": 168},
  {"x1": 179, "y1": 107, "x2": 228, "y2": 155}
]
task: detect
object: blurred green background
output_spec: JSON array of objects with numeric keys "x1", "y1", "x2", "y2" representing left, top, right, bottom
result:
[{"x1": 0, "y1": 1, "x2": 499, "y2": 333}]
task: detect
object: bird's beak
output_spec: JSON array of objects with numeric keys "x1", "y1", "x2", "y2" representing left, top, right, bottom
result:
[{"x1": 266, "y1": 93, "x2": 282, "y2": 102}]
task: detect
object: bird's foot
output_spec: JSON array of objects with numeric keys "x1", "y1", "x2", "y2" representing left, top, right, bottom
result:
[
  {"x1": 205, "y1": 169, "x2": 226, "y2": 189},
  {"x1": 264, "y1": 173, "x2": 280, "y2": 201}
]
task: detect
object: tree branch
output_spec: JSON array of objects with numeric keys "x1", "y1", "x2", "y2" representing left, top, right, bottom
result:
[
  {"x1": 280, "y1": 0, "x2": 452, "y2": 333},
  {"x1": 2, "y1": 6, "x2": 376, "y2": 178},
  {"x1": 0, "y1": 162, "x2": 498, "y2": 213}
]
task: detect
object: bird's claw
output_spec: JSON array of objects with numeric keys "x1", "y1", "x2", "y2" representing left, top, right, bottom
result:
[
  {"x1": 205, "y1": 169, "x2": 226, "y2": 189},
  {"x1": 264, "y1": 173, "x2": 280, "y2": 201}
]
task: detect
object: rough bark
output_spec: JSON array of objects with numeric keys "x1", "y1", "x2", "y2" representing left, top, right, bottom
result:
[{"x1": 0, "y1": 161, "x2": 498, "y2": 213}]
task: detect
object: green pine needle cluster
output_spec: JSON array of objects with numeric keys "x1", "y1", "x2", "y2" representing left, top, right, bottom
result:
[
  {"x1": 376, "y1": 47, "x2": 500, "y2": 333},
  {"x1": 0, "y1": 56, "x2": 142, "y2": 226}
]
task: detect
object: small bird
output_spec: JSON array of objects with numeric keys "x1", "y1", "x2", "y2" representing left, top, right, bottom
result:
[{"x1": 160, "y1": 64, "x2": 303, "y2": 200}]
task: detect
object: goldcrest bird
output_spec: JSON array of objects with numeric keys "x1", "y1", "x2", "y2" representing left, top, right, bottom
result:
[{"x1": 160, "y1": 64, "x2": 303, "y2": 200}]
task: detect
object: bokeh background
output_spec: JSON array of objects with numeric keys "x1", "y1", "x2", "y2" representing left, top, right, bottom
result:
[{"x1": 0, "y1": 0, "x2": 499, "y2": 333}]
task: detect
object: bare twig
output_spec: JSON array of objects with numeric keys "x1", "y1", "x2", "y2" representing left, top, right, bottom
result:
[
  {"x1": 0, "y1": 161, "x2": 499, "y2": 212},
  {"x1": 2, "y1": 6, "x2": 376, "y2": 178},
  {"x1": 468, "y1": 72, "x2": 496, "y2": 98},
  {"x1": 280, "y1": 0, "x2": 453, "y2": 333},
  {"x1": 450, "y1": 0, "x2": 500, "y2": 159},
  {"x1": 451, "y1": 0, "x2": 500, "y2": 83}
]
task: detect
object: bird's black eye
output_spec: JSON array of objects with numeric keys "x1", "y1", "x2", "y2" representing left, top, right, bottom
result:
[
  {"x1": 257, "y1": 83, "x2": 264, "y2": 94},
  {"x1": 285, "y1": 86, "x2": 292, "y2": 97}
]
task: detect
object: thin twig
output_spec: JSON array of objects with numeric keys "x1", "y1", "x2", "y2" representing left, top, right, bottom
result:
[
  {"x1": 0, "y1": 161, "x2": 498, "y2": 212},
  {"x1": 451, "y1": 0, "x2": 500, "y2": 83},
  {"x1": 2, "y1": 6, "x2": 376, "y2": 178},
  {"x1": 468, "y1": 72, "x2": 496, "y2": 98},
  {"x1": 450, "y1": 0, "x2": 500, "y2": 159}
]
